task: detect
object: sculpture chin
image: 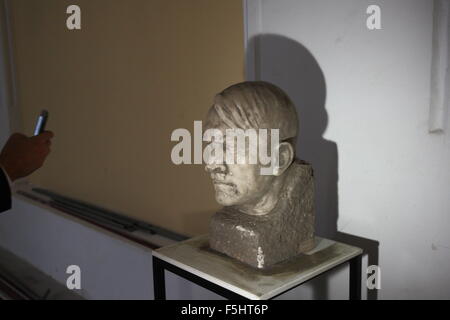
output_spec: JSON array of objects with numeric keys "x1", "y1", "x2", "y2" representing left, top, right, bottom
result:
[
  {"x1": 215, "y1": 197, "x2": 234, "y2": 206},
  {"x1": 213, "y1": 183, "x2": 240, "y2": 206}
]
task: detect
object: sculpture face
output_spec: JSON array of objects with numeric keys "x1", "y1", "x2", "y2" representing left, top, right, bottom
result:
[
  {"x1": 204, "y1": 81, "x2": 299, "y2": 216},
  {"x1": 208, "y1": 161, "x2": 276, "y2": 207},
  {"x1": 205, "y1": 124, "x2": 276, "y2": 208}
]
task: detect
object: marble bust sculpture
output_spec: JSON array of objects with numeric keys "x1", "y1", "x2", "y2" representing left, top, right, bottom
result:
[{"x1": 204, "y1": 81, "x2": 315, "y2": 269}]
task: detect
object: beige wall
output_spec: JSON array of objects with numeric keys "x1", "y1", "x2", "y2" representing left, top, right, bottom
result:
[{"x1": 9, "y1": 0, "x2": 244, "y2": 236}]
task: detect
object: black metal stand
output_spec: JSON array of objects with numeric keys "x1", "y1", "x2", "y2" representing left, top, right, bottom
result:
[
  {"x1": 349, "y1": 254, "x2": 362, "y2": 300},
  {"x1": 153, "y1": 254, "x2": 362, "y2": 300}
]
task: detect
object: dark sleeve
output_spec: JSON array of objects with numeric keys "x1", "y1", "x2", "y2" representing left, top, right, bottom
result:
[{"x1": 0, "y1": 167, "x2": 12, "y2": 213}]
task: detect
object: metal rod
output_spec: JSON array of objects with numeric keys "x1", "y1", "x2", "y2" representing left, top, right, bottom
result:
[
  {"x1": 349, "y1": 255, "x2": 362, "y2": 300},
  {"x1": 152, "y1": 257, "x2": 166, "y2": 300}
]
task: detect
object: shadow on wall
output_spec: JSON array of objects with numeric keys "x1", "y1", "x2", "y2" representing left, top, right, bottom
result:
[{"x1": 246, "y1": 34, "x2": 379, "y2": 300}]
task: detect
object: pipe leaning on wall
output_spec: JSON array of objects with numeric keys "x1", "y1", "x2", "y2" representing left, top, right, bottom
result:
[{"x1": 429, "y1": 0, "x2": 450, "y2": 133}]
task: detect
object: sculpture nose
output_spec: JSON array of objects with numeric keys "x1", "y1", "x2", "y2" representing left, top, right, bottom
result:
[{"x1": 205, "y1": 162, "x2": 227, "y2": 174}]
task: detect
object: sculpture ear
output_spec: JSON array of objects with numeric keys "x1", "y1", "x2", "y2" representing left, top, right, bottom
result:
[{"x1": 274, "y1": 141, "x2": 294, "y2": 176}]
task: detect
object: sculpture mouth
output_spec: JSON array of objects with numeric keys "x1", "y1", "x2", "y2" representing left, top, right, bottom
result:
[{"x1": 212, "y1": 180, "x2": 234, "y2": 187}]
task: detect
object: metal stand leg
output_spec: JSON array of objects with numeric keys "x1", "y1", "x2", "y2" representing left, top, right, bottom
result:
[
  {"x1": 153, "y1": 256, "x2": 166, "y2": 300},
  {"x1": 349, "y1": 255, "x2": 362, "y2": 300}
]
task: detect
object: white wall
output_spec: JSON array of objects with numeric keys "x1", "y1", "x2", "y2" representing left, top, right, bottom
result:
[{"x1": 246, "y1": 0, "x2": 450, "y2": 299}]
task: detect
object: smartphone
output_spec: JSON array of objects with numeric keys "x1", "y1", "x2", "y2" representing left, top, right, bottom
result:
[{"x1": 34, "y1": 110, "x2": 49, "y2": 136}]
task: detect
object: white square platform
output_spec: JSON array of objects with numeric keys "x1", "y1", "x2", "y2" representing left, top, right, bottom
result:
[{"x1": 153, "y1": 234, "x2": 362, "y2": 300}]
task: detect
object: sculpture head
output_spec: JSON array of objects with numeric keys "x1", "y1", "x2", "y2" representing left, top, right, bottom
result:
[{"x1": 204, "y1": 81, "x2": 299, "y2": 215}]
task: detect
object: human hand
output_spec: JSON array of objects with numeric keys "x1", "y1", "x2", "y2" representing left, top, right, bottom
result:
[{"x1": 0, "y1": 131, "x2": 54, "y2": 181}]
